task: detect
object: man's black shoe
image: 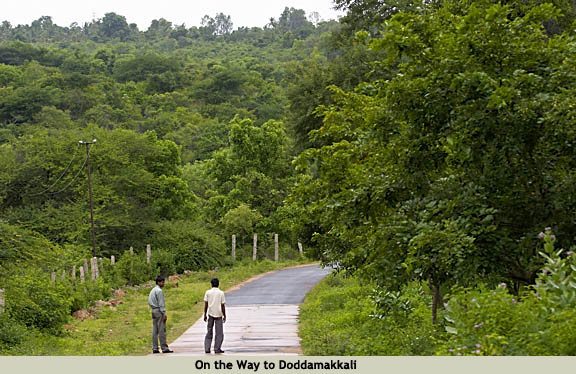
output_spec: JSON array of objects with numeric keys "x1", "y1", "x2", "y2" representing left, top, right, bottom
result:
[
  {"x1": 152, "y1": 350, "x2": 160, "y2": 354},
  {"x1": 162, "y1": 349, "x2": 174, "y2": 353},
  {"x1": 205, "y1": 351, "x2": 211, "y2": 353},
  {"x1": 214, "y1": 350, "x2": 224, "y2": 354}
]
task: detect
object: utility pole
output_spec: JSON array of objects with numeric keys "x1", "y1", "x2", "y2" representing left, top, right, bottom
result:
[{"x1": 80, "y1": 139, "x2": 97, "y2": 257}]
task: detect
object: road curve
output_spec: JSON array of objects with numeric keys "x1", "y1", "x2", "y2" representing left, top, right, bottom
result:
[
  {"x1": 225, "y1": 264, "x2": 333, "y2": 305},
  {"x1": 166, "y1": 264, "x2": 332, "y2": 356}
]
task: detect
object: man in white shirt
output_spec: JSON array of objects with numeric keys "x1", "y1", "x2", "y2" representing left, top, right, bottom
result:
[{"x1": 204, "y1": 277, "x2": 226, "y2": 354}]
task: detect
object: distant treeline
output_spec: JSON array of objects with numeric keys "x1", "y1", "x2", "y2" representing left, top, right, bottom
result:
[{"x1": 0, "y1": 7, "x2": 333, "y2": 44}]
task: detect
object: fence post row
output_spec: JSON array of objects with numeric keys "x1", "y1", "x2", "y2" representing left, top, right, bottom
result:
[
  {"x1": 48, "y1": 235, "x2": 302, "y2": 285},
  {"x1": 55, "y1": 234, "x2": 301, "y2": 285},
  {"x1": 232, "y1": 234, "x2": 310, "y2": 260}
]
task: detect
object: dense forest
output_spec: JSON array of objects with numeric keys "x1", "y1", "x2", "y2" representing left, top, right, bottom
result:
[{"x1": 2, "y1": 0, "x2": 576, "y2": 355}]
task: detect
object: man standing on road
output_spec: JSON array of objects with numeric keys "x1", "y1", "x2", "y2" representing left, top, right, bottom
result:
[
  {"x1": 204, "y1": 277, "x2": 226, "y2": 354},
  {"x1": 148, "y1": 276, "x2": 174, "y2": 354}
]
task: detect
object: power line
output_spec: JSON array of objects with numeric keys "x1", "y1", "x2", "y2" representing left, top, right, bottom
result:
[
  {"x1": 46, "y1": 151, "x2": 89, "y2": 195},
  {"x1": 28, "y1": 145, "x2": 80, "y2": 196}
]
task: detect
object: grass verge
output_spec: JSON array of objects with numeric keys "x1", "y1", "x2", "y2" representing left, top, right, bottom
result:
[
  {"x1": 299, "y1": 271, "x2": 441, "y2": 355},
  {"x1": 4, "y1": 259, "x2": 308, "y2": 355}
]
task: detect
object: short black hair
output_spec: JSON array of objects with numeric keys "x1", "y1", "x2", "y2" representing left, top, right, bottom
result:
[
  {"x1": 211, "y1": 278, "x2": 219, "y2": 287},
  {"x1": 156, "y1": 276, "x2": 165, "y2": 284}
]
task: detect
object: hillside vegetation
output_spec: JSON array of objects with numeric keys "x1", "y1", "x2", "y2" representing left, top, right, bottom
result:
[
  {"x1": 3, "y1": 0, "x2": 576, "y2": 355},
  {"x1": 0, "y1": 7, "x2": 330, "y2": 353}
]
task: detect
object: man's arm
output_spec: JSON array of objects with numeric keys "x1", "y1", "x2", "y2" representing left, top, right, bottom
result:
[
  {"x1": 159, "y1": 289, "x2": 167, "y2": 322},
  {"x1": 221, "y1": 303, "x2": 226, "y2": 323},
  {"x1": 204, "y1": 301, "x2": 208, "y2": 322}
]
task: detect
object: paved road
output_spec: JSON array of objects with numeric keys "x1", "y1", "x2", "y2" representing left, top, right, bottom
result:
[
  {"x1": 167, "y1": 264, "x2": 332, "y2": 356},
  {"x1": 225, "y1": 264, "x2": 333, "y2": 305}
]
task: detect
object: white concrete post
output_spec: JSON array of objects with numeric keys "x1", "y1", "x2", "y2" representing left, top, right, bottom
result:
[
  {"x1": 129, "y1": 247, "x2": 134, "y2": 285},
  {"x1": 253, "y1": 234, "x2": 258, "y2": 261},
  {"x1": 83, "y1": 259, "x2": 89, "y2": 279},
  {"x1": 0, "y1": 289, "x2": 4, "y2": 313},
  {"x1": 90, "y1": 257, "x2": 97, "y2": 280},
  {"x1": 274, "y1": 234, "x2": 279, "y2": 262},
  {"x1": 232, "y1": 235, "x2": 236, "y2": 259},
  {"x1": 51, "y1": 272, "x2": 56, "y2": 284},
  {"x1": 79, "y1": 266, "x2": 85, "y2": 283},
  {"x1": 111, "y1": 255, "x2": 115, "y2": 265},
  {"x1": 94, "y1": 257, "x2": 100, "y2": 279},
  {"x1": 298, "y1": 242, "x2": 303, "y2": 256},
  {"x1": 146, "y1": 244, "x2": 151, "y2": 265}
]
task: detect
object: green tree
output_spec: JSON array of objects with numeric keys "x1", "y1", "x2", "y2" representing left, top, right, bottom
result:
[
  {"x1": 0, "y1": 127, "x2": 195, "y2": 255},
  {"x1": 0, "y1": 86, "x2": 61, "y2": 123},
  {"x1": 334, "y1": 0, "x2": 434, "y2": 35},
  {"x1": 277, "y1": 7, "x2": 315, "y2": 39},
  {"x1": 287, "y1": 2, "x2": 576, "y2": 322},
  {"x1": 99, "y1": 12, "x2": 133, "y2": 41},
  {"x1": 221, "y1": 203, "x2": 262, "y2": 244},
  {"x1": 215, "y1": 13, "x2": 234, "y2": 35},
  {"x1": 206, "y1": 117, "x2": 292, "y2": 223},
  {"x1": 145, "y1": 18, "x2": 173, "y2": 40},
  {"x1": 113, "y1": 54, "x2": 182, "y2": 83}
]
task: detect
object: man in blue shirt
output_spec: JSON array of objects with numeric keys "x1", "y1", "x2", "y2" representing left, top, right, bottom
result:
[{"x1": 148, "y1": 276, "x2": 174, "y2": 354}]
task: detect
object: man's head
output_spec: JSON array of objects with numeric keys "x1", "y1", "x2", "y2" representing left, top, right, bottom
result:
[
  {"x1": 156, "y1": 276, "x2": 165, "y2": 287},
  {"x1": 211, "y1": 278, "x2": 219, "y2": 288}
]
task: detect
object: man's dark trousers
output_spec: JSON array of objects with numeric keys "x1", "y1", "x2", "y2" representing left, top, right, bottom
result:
[
  {"x1": 152, "y1": 308, "x2": 169, "y2": 351},
  {"x1": 204, "y1": 316, "x2": 223, "y2": 352}
]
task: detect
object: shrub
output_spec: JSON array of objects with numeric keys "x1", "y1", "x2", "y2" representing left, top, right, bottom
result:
[
  {"x1": 151, "y1": 221, "x2": 226, "y2": 272},
  {"x1": 114, "y1": 251, "x2": 156, "y2": 286},
  {"x1": 0, "y1": 222, "x2": 65, "y2": 276},
  {"x1": 0, "y1": 313, "x2": 30, "y2": 350},
  {"x1": 439, "y1": 284, "x2": 538, "y2": 355},
  {"x1": 4, "y1": 271, "x2": 72, "y2": 330},
  {"x1": 525, "y1": 308, "x2": 576, "y2": 355},
  {"x1": 151, "y1": 249, "x2": 177, "y2": 277},
  {"x1": 300, "y1": 272, "x2": 439, "y2": 355},
  {"x1": 70, "y1": 278, "x2": 113, "y2": 312},
  {"x1": 439, "y1": 228, "x2": 576, "y2": 356}
]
